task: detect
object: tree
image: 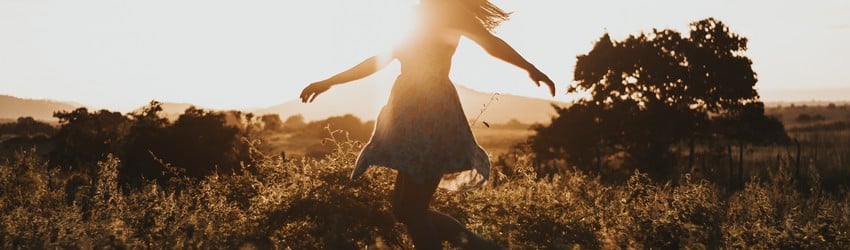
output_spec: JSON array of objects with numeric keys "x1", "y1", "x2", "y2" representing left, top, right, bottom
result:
[
  {"x1": 713, "y1": 102, "x2": 789, "y2": 187},
  {"x1": 152, "y1": 107, "x2": 246, "y2": 178},
  {"x1": 531, "y1": 18, "x2": 788, "y2": 180},
  {"x1": 282, "y1": 114, "x2": 307, "y2": 132},
  {"x1": 120, "y1": 101, "x2": 170, "y2": 185},
  {"x1": 0, "y1": 117, "x2": 56, "y2": 138},
  {"x1": 50, "y1": 108, "x2": 131, "y2": 171},
  {"x1": 260, "y1": 114, "x2": 284, "y2": 132},
  {"x1": 0, "y1": 117, "x2": 56, "y2": 159},
  {"x1": 300, "y1": 114, "x2": 374, "y2": 159}
]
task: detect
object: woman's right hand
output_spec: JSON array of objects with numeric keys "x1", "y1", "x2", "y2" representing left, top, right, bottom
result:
[{"x1": 300, "y1": 81, "x2": 332, "y2": 103}]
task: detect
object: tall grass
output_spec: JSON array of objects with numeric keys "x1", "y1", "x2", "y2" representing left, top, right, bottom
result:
[{"x1": 1, "y1": 138, "x2": 848, "y2": 248}]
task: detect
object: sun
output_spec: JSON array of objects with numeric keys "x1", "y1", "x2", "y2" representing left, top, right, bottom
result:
[{"x1": 363, "y1": 0, "x2": 419, "y2": 51}]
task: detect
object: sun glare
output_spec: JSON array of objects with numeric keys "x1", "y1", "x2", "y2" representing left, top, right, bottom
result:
[
  {"x1": 370, "y1": 0, "x2": 417, "y2": 65},
  {"x1": 370, "y1": 0, "x2": 418, "y2": 51}
]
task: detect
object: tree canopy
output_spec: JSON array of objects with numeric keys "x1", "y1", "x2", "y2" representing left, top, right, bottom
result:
[
  {"x1": 48, "y1": 102, "x2": 253, "y2": 186},
  {"x1": 531, "y1": 18, "x2": 788, "y2": 180}
]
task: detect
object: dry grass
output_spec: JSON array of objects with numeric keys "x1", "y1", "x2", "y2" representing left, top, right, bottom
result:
[{"x1": 1, "y1": 138, "x2": 849, "y2": 248}]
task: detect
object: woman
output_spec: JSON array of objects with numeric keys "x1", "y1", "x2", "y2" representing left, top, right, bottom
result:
[{"x1": 300, "y1": 0, "x2": 554, "y2": 248}]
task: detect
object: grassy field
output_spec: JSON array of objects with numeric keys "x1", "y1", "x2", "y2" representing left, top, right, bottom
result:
[
  {"x1": 249, "y1": 122, "x2": 534, "y2": 159},
  {"x1": 2, "y1": 137, "x2": 849, "y2": 249},
  {"x1": 1, "y1": 105, "x2": 849, "y2": 248},
  {"x1": 472, "y1": 127, "x2": 535, "y2": 155}
]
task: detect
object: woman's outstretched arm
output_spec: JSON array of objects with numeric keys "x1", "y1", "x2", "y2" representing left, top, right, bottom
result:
[
  {"x1": 301, "y1": 54, "x2": 395, "y2": 103},
  {"x1": 455, "y1": 18, "x2": 556, "y2": 96}
]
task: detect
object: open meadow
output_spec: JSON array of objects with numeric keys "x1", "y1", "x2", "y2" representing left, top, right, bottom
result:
[{"x1": 1, "y1": 104, "x2": 849, "y2": 248}]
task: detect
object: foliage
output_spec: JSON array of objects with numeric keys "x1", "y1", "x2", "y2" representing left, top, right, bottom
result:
[
  {"x1": 154, "y1": 106, "x2": 245, "y2": 177},
  {"x1": 796, "y1": 113, "x2": 827, "y2": 123},
  {"x1": 2, "y1": 140, "x2": 848, "y2": 249},
  {"x1": 282, "y1": 114, "x2": 307, "y2": 132},
  {"x1": 0, "y1": 117, "x2": 56, "y2": 159},
  {"x1": 292, "y1": 114, "x2": 375, "y2": 159},
  {"x1": 47, "y1": 102, "x2": 252, "y2": 186},
  {"x1": 532, "y1": 18, "x2": 788, "y2": 179},
  {"x1": 790, "y1": 121, "x2": 850, "y2": 132},
  {"x1": 713, "y1": 102, "x2": 790, "y2": 145},
  {"x1": 259, "y1": 114, "x2": 284, "y2": 132},
  {"x1": 50, "y1": 108, "x2": 132, "y2": 171},
  {"x1": 0, "y1": 117, "x2": 56, "y2": 138}
]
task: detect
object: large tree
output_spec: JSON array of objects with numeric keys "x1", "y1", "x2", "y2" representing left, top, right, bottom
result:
[
  {"x1": 531, "y1": 18, "x2": 787, "y2": 180},
  {"x1": 50, "y1": 108, "x2": 131, "y2": 171}
]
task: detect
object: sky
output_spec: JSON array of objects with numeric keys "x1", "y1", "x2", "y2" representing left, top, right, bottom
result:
[{"x1": 1, "y1": 0, "x2": 849, "y2": 112}]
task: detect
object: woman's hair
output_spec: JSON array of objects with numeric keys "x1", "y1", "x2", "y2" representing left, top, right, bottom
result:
[{"x1": 450, "y1": 0, "x2": 511, "y2": 31}]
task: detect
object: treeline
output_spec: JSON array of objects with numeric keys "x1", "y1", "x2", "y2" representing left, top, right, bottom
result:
[
  {"x1": 0, "y1": 101, "x2": 376, "y2": 187},
  {"x1": 45, "y1": 102, "x2": 250, "y2": 186}
]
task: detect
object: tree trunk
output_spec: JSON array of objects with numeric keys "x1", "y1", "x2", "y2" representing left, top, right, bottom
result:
[
  {"x1": 688, "y1": 138, "x2": 695, "y2": 173},
  {"x1": 738, "y1": 141, "x2": 744, "y2": 188},
  {"x1": 727, "y1": 145, "x2": 734, "y2": 188}
]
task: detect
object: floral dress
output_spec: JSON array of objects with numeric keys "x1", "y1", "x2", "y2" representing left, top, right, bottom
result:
[{"x1": 351, "y1": 25, "x2": 490, "y2": 191}]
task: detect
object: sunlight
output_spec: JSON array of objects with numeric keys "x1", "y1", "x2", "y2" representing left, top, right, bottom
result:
[{"x1": 362, "y1": 0, "x2": 418, "y2": 53}]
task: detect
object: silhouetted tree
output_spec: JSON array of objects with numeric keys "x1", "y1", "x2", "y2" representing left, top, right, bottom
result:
[
  {"x1": 120, "y1": 101, "x2": 170, "y2": 185},
  {"x1": 154, "y1": 107, "x2": 245, "y2": 178},
  {"x1": 0, "y1": 117, "x2": 56, "y2": 138},
  {"x1": 795, "y1": 113, "x2": 826, "y2": 123},
  {"x1": 119, "y1": 103, "x2": 256, "y2": 185},
  {"x1": 308, "y1": 114, "x2": 374, "y2": 142},
  {"x1": 282, "y1": 114, "x2": 307, "y2": 132},
  {"x1": 713, "y1": 102, "x2": 789, "y2": 187},
  {"x1": 260, "y1": 114, "x2": 284, "y2": 132},
  {"x1": 531, "y1": 18, "x2": 788, "y2": 180},
  {"x1": 50, "y1": 108, "x2": 131, "y2": 171},
  {"x1": 0, "y1": 117, "x2": 56, "y2": 159},
  {"x1": 299, "y1": 114, "x2": 374, "y2": 159},
  {"x1": 530, "y1": 104, "x2": 606, "y2": 175}
]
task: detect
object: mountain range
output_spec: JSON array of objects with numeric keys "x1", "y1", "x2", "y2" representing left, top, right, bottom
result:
[
  {"x1": 1, "y1": 85, "x2": 567, "y2": 124},
  {"x1": 0, "y1": 95, "x2": 82, "y2": 123},
  {"x1": 253, "y1": 84, "x2": 565, "y2": 124},
  {"x1": 5, "y1": 85, "x2": 849, "y2": 125}
]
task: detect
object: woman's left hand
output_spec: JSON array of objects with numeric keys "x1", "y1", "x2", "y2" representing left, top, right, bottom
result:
[
  {"x1": 529, "y1": 68, "x2": 555, "y2": 97},
  {"x1": 300, "y1": 81, "x2": 332, "y2": 103}
]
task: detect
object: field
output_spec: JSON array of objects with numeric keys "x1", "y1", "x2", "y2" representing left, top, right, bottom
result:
[
  {"x1": 1, "y1": 106, "x2": 849, "y2": 248},
  {"x1": 245, "y1": 120, "x2": 534, "y2": 159},
  {"x1": 2, "y1": 139, "x2": 849, "y2": 248},
  {"x1": 472, "y1": 126, "x2": 535, "y2": 155}
]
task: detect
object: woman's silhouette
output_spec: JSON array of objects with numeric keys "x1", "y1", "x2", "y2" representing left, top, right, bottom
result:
[{"x1": 301, "y1": 0, "x2": 554, "y2": 248}]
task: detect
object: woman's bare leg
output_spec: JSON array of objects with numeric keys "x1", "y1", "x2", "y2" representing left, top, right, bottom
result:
[
  {"x1": 391, "y1": 172, "x2": 499, "y2": 249},
  {"x1": 392, "y1": 173, "x2": 440, "y2": 249}
]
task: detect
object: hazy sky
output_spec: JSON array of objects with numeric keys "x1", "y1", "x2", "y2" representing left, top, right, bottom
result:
[{"x1": 1, "y1": 0, "x2": 849, "y2": 111}]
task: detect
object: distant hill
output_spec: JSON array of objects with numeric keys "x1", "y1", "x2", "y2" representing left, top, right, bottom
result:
[
  {"x1": 0, "y1": 95, "x2": 81, "y2": 122},
  {"x1": 157, "y1": 102, "x2": 198, "y2": 115},
  {"x1": 253, "y1": 84, "x2": 567, "y2": 124},
  {"x1": 760, "y1": 87, "x2": 850, "y2": 104},
  {"x1": 129, "y1": 102, "x2": 201, "y2": 121}
]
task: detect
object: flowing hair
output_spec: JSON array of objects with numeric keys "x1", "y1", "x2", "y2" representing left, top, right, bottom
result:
[{"x1": 458, "y1": 0, "x2": 511, "y2": 30}]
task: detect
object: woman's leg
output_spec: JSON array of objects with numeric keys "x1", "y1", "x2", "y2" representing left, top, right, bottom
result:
[
  {"x1": 392, "y1": 173, "x2": 441, "y2": 249},
  {"x1": 391, "y1": 172, "x2": 499, "y2": 249},
  {"x1": 427, "y1": 210, "x2": 490, "y2": 247}
]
